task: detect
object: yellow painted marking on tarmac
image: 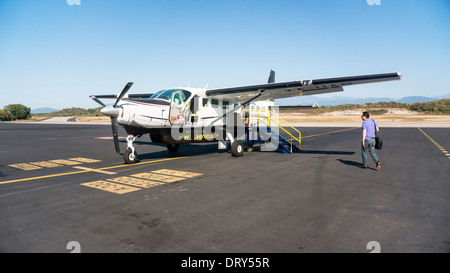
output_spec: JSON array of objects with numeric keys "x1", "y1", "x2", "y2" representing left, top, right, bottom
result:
[
  {"x1": 302, "y1": 127, "x2": 359, "y2": 139},
  {"x1": 131, "y1": 172, "x2": 186, "y2": 183},
  {"x1": 9, "y1": 158, "x2": 99, "y2": 171},
  {"x1": 68, "y1": 157, "x2": 102, "y2": 163},
  {"x1": 81, "y1": 180, "x2": 140, "y2": 194},
  {"x1": 82, "y1": 169, "x2": 203, "y2": 194},
  {"x1": 28, "y1": 161, "x2": 63, "y2": 168},
  {"x1": 49, "y1": 159, "x2": 83, "y2": 165},
  {"x1": 151, "y1": 169, "x2": 203, "y2": 178},
  {"x1": 108, "y1": 176, "x2": 166, "y2": 188},
  {"x1": 8, "y1": 163, "x2": 43, "y2": 171},
  {"x1": 0, "y1": 157, "x2": 186, "y2": 185},
  {"x1": 417, "y1": 127, "x2": 449, "y2": 160}
]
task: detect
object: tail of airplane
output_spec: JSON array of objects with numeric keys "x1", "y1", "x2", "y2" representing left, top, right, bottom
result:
[{"x1": 268, "y1": 70, "x2": 275, "y2": 83}]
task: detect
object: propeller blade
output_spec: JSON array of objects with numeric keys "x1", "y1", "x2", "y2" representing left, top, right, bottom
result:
[
  {"x1": 89, "y1": 96, "x2": 106, "y2": 107},
  {"x1": 114, "y1": 82, "x2": 134, "y2": 107},
  {"x1": 111, "y1": 117, "x2": 120, "y2": 153}
]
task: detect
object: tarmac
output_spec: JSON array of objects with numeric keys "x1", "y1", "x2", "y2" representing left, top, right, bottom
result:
[{"x1": 0, "y1": 121, "x2": 449, "y2": 253}]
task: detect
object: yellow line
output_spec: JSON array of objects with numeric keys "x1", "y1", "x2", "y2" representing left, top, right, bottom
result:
[
  {"x1": 417, "y1": 127, "x2": 449, "y2": 159},
  {"x1": 417, "y1": 127, "x2": 434, "y2": 142},
  {"x1": 0, "y1": 157, "x2": 186, "y2": 185},
  {"x1": 302, "y1": 127, "x2": 359, "y2": 139}
]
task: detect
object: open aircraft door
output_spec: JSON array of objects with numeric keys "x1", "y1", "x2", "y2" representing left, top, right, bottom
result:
[{"x1": 169, "y1": 90, "x2": 187, "y2": 125}]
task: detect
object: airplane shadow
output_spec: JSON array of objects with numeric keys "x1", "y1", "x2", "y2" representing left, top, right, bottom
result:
[
  {"x1": 299, "y1": 150, "x2": 355, "y2": 156},
  {"x1": 122, "y1": 143, "x2": 226, "y2": 162}
]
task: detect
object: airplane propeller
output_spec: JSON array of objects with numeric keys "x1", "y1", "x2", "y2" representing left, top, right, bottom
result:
[
  {"x1": 91, "y1": 82, "x2": 134, "y2": 154},
  {"x1": 114, "y1": 82, "x2": 133, "y2": 108}
]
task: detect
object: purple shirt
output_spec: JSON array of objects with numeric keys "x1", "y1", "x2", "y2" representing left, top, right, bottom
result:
[{"x1": 362, "y1": 119, "x2": 377, "y2": 139}]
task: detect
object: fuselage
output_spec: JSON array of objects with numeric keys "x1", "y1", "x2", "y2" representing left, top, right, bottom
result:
[{"x1": 100, "y1": 86, "x2": 273, "y2": 145}]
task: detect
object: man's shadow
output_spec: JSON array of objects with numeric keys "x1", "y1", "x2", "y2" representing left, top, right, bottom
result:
[{"x1": 337, "y1": 159, "x2": 376, "y2": 170}]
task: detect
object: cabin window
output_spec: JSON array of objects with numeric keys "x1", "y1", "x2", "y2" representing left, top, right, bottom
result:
[
  {"x1": 222, "y1": 101, "x2": 230, "y2": 110},
  {"x1": 211, "y1": 99, "x2": 219, "y2": 107}
]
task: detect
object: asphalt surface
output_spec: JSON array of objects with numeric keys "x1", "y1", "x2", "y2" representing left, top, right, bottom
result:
[{"x1": 0, "y1": 123, "x2": 449, "y2": 253}]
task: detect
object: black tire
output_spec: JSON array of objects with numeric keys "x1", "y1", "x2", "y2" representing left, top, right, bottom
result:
[
  {"x1": 231, "y1": 140, "x2": 244, "y2": 157},
  {"x1": 123, "y1": 148, "x2": 139, "y2": 164},
  {"x1": 167, "y1": 143, "x2": 180, "y2": 153}
]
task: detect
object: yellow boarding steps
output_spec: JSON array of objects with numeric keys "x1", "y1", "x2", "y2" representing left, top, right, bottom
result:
[{"x1": 243, "y1": 109, "x2": 301, "y2": 154}]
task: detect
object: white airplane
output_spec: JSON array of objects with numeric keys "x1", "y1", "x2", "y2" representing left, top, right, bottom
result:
[{"x1": 90, "y1": 70, "x2": 401, "y2": 163}]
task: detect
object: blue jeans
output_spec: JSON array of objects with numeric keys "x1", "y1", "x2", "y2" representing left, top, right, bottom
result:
[{"x1": 361, "y1": 138, "x2": 379, "y2": 166}]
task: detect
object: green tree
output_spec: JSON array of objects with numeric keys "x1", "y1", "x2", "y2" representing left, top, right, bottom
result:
[
  {"x1": 0, "y1": 110, "x2": 12, "y2": 121},
  {"x1": 3, "y1": 104, "x2": 31, "y2": 120}
]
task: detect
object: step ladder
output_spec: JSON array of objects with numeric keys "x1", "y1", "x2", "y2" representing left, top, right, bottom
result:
[
  {"x1": 267, "y1": 126, "x2": 301, "y2": 154},
  {"x1": 244, "y1": 108, "x2": 301, "y2": 154}
]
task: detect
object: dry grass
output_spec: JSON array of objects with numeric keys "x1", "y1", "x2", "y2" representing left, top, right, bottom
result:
[
  {"x1": 279, "y1": 110, "x2": 450, "y2": 123},
  {"x1": 76, "y1": 116, "x2": 110, "y2": 122}
]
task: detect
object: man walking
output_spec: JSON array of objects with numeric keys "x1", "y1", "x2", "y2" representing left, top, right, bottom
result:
[{"x1": 361, "y1": 111, "x2": 381, "y2": 170}]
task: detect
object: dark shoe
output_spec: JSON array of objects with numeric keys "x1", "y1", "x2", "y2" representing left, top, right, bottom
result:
[
  {"x1": 376, "y1": 162, "x2": 381, "y2": 171},
  {"x1": 360, "y1": 165, "x2": 368, "y2": 169}
]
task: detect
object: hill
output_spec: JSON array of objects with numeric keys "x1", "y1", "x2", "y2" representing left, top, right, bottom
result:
[
  {"x1": 280, "y1": 99, "x2": 450, "y2": 115},
  {"x1": 31, "y1": 107, "x2": 102, "y2": 117},
  {"x1": 31, "y1": 107, "x2": 60, "y2": 114},
  {"x1": 276, "y1": 93, "x2": 450, "y2": 107}
]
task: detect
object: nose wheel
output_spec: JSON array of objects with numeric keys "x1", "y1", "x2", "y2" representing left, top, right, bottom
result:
[{"x1": 123, "y1": 135, "x2": 139, "y2": 164}]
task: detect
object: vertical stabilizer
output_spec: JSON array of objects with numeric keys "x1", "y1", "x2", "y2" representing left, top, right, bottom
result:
[{"x1": 268, "y1": 70, "x2": 275, "y2": 83}]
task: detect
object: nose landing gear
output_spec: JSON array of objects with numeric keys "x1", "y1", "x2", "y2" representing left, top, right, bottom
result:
[{"x1": 123, "y1": 135, "x2": 139, "y2": 164}]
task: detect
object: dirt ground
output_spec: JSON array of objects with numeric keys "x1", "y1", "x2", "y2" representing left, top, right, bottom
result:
[{"x1": 76, "y1": 116, "x2": 111, "y2": 122}]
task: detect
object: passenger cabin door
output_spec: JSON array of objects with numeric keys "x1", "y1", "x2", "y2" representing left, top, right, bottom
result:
[{"x1": 169, "y1": 91, "x2": 187, "y2": 125}]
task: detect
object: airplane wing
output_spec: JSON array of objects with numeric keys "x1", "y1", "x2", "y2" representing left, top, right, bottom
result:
[
  {"x1": 205, "y1": 72, "x2": 402, "y2": 103},
  {"x1": 91, "y1": 93, "x2": 154, "y2": 99}
]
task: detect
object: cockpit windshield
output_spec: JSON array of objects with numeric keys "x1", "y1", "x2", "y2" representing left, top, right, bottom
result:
[{"x1": 150, "y1": 89, "x2": 192, "y2": 102}]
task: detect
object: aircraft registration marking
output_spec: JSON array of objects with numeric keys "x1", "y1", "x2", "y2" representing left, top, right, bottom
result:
[{"x1": 81, "y1": 180, "x2": 141, "y2": 194}]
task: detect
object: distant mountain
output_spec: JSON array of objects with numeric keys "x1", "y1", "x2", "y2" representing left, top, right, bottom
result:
[
  {"x1": 276, "y1": 93, "x2": 450, "y2": 107},
  {"x1": 31, "y1": 107, "x2": 60, "y2": 114}
]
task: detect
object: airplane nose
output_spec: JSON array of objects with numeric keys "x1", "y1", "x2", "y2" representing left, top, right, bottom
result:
[{"x1": 100, "y1": 105, "x2": 120, "y2": 118}]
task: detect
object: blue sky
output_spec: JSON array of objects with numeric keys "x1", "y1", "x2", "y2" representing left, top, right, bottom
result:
[{"x1": 0, "y1": 0, "x2": 449, "y2": 109}]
